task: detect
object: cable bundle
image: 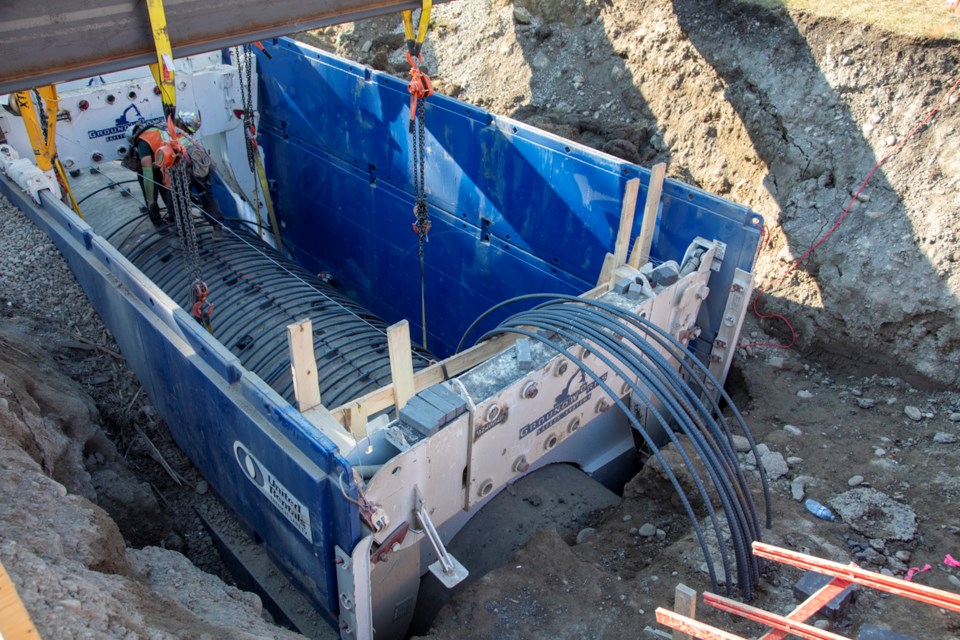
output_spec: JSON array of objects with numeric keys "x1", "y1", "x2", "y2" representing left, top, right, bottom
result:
[{"x1": 463, "y1": 294, "x2": 771, "y2": 597}]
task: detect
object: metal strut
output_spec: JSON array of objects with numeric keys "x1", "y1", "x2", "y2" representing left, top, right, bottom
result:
[{"x1": 414, "y1": 486, "x2": 468, "y2": 589}]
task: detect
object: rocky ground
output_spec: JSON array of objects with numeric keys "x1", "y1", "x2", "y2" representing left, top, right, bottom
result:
[{"x1": 1, "y1": 0, "x2": 959, "y2": 638}]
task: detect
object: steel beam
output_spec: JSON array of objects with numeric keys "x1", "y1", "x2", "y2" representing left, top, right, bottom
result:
[{"x1": 0, "y1": 0, "x2": 435, "y2": 94}]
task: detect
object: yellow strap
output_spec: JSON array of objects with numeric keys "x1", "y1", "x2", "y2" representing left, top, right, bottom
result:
[
  {"x1": 13, "y1": 90, "x2": 51, "y2": 171},
  {"x1": 145, "y1": 0, "x2": 176, "y2": 113},
  {"x1": 401, "y1": 0, "x2": 432, "y2": 57},
  {"x1": 54, "y1": 157, "x2": 83, "y2": 218},
  {"x1": 401, "y1": 10, "x2": 415, "y2": 42},
  {"x1": 416, "y1": 0, "x2": 432, "y2": 45}
]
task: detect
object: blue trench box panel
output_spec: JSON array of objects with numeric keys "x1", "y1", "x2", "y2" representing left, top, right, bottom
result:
[{"x1": 254, "y1": 38, "x2": 763, "y2": 360}]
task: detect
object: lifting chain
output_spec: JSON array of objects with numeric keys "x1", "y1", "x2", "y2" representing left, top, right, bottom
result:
[
  {"x1": 144, "y1": 0, "x2": 212, "y2": 330},
  {"x1": 412, "y1": 95, "x2": 430, "y2": 349},
  {"x1": 32, "y1": 89, "x2": 48, "y2": 134},
  {"x1": 235, "y1": 45, "x2": 257, "y2": 174},
  {"x1": 403, "y1": 0, "x2": 433, "y2": 349},
  {"x1": 167, "y1": 140, "x2": 213, "y2": 332},
  {"x1": 234, "y1": 44, "x2": 264, "y2": 238}
]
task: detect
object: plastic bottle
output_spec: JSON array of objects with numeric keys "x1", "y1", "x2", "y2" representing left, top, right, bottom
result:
[{"x1": 804, "y1": 499, "x2": 836, "y2": 521}]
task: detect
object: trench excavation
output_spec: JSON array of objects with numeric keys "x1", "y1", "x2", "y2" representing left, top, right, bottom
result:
[{"x1": 65, "y1": 160, "x2": 770, "y2": 614}]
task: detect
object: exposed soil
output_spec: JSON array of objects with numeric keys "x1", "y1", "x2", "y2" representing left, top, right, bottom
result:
[{"x1": 2, "y1": 0, "x2": 959, "y2": 639}]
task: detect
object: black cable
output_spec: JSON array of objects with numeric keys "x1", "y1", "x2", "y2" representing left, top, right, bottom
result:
[
  {"x1": 461, "y1": 291, "x2": 771, "y2": 529},
  {"x1": 532, "y1": 301, "x2": 764, "y2": 548},
  {"x1": 503, "y1": 307, "x2": 757, "y2": 595},
  {"x1": 493, "y1": 310, "x2": 748, "y2": 594},
  {"x1": 466, "y1": 292, "x2": 771, "y2": 595},
  {"x1": 474, "y1": 324, "x2": 724, "y2": 592}
]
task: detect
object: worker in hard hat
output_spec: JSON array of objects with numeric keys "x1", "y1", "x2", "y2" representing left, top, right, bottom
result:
[
  {"x1": 174, "y1": 112, "x2": 224, "y2": 229},
  {"x1": 125, "y1": 120, "x2": 174, "y2": 226},
  {"x1": 124, "y1": 111, "x2": 224, "y2": 230}
]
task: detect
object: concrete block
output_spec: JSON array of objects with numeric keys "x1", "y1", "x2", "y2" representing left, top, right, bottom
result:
[
  {"x1": 516, "y1": 337, "x2": 533, "y2": 371},
  {"x1": 418, "y1": 384, "x2": 467, "y2": 423},
  {"x1": 649, "y1": 261, "x2": 679, "y2": 287},
  {"x1": 613, "y1": 277, "x2": 633, "y2": 294},
  {"x1": 399, "y1": 395, "x2": 446, "y2": 437},
  {"x1": 856, "y1": 624, "x2": 915, "y2": 640},
  {"x1": 793, "y1": 571, "x2": 857, "y2": 620},
  {"x1": 625, "y1": 282, "x2": 644, "y2": 300}
]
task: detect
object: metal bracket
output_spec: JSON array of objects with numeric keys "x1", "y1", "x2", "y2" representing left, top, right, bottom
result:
[
  {"x1": 0, "y1": 144, "x2": 61, "y2": 203},
  {"x1": 414, "y1": 486, "x2": 468, "y2": 589},
  {"x1": 371, "y1": 522, "x2": 409, "y2": 564},
  {"x1": 708, "y1": 267, "x2": 755, "y2": 386},
  {"x1": 335, "y1": 538, "x2": 374, "y2": 640}
]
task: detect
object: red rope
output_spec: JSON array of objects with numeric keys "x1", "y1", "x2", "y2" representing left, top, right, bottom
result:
[{"x1": 740, "y1": 72, "x2": 960, "y2": 350}]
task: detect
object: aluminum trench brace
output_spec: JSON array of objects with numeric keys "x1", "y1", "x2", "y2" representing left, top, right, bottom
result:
[{"x1": 414, "y1": 486, "x2": 468, "y2": 588}]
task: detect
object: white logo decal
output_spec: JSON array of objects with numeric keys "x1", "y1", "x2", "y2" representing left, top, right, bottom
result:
[{"x1": 234, "y1": 441, "x2": 312, "y2": 540}]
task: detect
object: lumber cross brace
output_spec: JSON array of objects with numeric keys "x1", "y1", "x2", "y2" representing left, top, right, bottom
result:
[{"x1": 656, "y1": 542, "x2": 960, "y2": 640}]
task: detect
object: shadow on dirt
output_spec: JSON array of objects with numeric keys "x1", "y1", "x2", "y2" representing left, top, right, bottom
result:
[
  {"x1": 672, "y1": 0, "x2": 960, "y2": 386},
  {"x1": 505, "y1": 0, "x2": 672, "y2": 169}
]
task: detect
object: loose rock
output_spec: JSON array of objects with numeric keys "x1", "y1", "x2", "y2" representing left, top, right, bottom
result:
[
  {"x1": 904, "y1": 406, "x2": 923, "y2": 421},
  {"x1": 829, "y1": 488, "x2": 917, "y2": 541},
  {"x1": 791, "y1": 476, "x2": 815, "y2": 502},
  {"x1": 760, "y1": 451, "x2": 789, "y2": 480},
  {"x1": 731, "y1": 435, "x2": 752, "y2": 453},
  {"x1": 513, "y1": 7, "x2": 533, "y2": 25},
  {"x1": 575, "y1": 527, "x2": 596, "y2": 545}
]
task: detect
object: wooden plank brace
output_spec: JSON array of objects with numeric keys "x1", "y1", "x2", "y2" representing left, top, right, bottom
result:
[{"x1": 286, "y1": 319, "x2": 321, "y2": 412}]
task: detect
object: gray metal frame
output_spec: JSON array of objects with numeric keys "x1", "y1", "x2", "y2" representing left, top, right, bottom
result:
[{"x1": 0, "y1": 0, "x2": 440, "y2": 93}]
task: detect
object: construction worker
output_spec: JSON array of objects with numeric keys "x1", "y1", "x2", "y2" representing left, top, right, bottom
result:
[
  {"x1": 124, "y1": 112, "x2": 223, "y2": 229},
  {"x1": 125, "y1": 120, "x2": 173, "y2": 226},
  {"x1": 174, "y1": 111, "x2": 224, "y2": 229}
]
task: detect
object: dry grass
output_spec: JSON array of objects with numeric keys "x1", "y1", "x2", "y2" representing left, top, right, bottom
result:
[{"x1": 736, "y1": 0, "x2": 960, "y2": 40}]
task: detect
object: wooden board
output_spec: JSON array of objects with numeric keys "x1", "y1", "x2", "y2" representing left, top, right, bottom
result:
[
  {"x1": 387, "y1": 321, "x2": 415, "y2": 410},
  {"x1": 0, "y1": 560, "x2": 41, "y2": 639},
  {"x1": 286, "y1": 319, "x2": 321, "y2": 411},
  {"x1": 672, "y1": 583, "x2": 697, "y2": 640},
  {"x1": 629, "y1": 162, "x2": 667, "y2": 269},
  {"x1": 613, "y1": 177, "x2": 641, "y2": 266},
  {"x1": 596, "y1": 252, "x2": 616, "y2": 287}
]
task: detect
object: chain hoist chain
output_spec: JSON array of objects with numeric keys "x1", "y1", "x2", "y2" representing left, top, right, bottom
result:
[
  {"x1": 235, "y1": 45, "x2": 257, "y2": 173},
  {"x1": 414, "y1": 98, "x2": 428, "y2": 252},
  {"x1": 170, "y1": 161, "x2": 203, "y2": 285},
  {"x1": 413, "y1": 96, "x2": 430, "y2": 347},
  {"x1": 32, "y1": 89, "x2": 49, "y2": 142},
  {"x1": 234, "y1": 44, "x2": 263, "y2": 238}
]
